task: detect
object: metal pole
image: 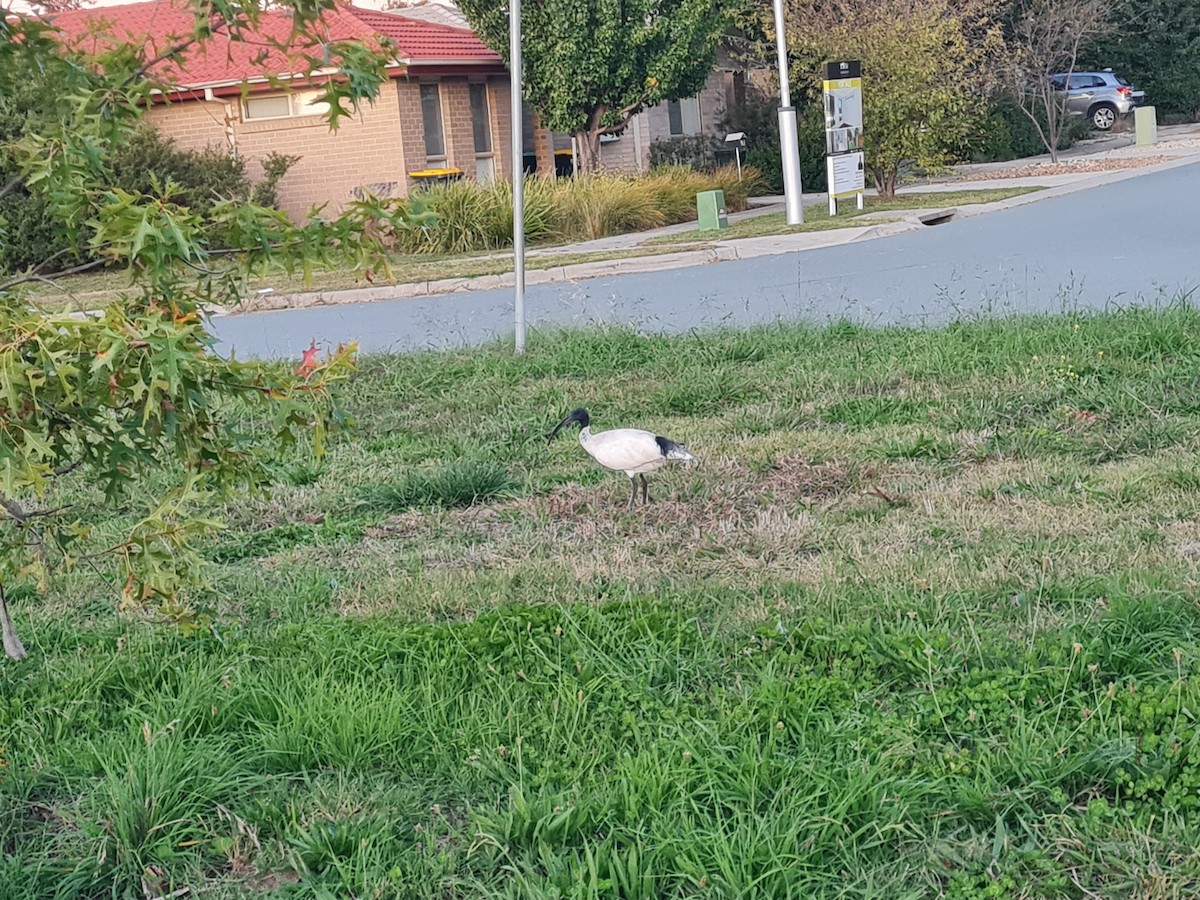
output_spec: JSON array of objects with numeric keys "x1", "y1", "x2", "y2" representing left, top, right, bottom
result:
[
  {"x1": 510, "y1": 0, "x2": 526, "y2": 354},
  {"x1": 771, "y1": 0, "x2": 804, "y2": 225}
]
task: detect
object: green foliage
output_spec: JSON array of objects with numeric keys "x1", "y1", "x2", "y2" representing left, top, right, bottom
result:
[
  {"x1": 966, "y1": 94, "x2": 1092, "y2": 163},
  {"x1": 1084, "y1": 0, "x2": 1200, "y2": 119},
  {"x1": 455, "y1": 0, "x2": 736, "y2": 171},
  {"x1": 394, "y1": 166, "x2": 759, "y2": 253},
  {"x1": 782, "y1": 0, "x2": 1004, "y2": 197},
  {"x1": 647, "y1": 134, "x2": 723, "y2": 170},
  {"x1": 0, "y1": 122, "x2": 299, "y2": 272},
  {"x1": 250, "y1": 150, "x2": 303, "y2": 209},
  {"x1": 718, "y1": 86, "x2": 828, "y2": 193},
  {"x1": 0, "y1": 0, "x2": 405, "y2": 659},
  {"x1": 108, "y1": 128, "x2": 249, "y2": 215}
]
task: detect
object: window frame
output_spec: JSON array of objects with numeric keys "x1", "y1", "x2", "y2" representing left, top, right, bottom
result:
[{"x1": 420, "y1": 83, "x2": 448, "y2": 163}]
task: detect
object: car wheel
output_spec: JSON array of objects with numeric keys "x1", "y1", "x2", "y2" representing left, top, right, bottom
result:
[{"x1": 1091, "y1": 104, "x2": 1117, "y2": 131}]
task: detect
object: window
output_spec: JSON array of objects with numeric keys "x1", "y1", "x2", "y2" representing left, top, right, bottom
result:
[
  {"x1": 469, "y1": 83, "x2": 495, "y2": 182},
  {"x1": 243, "y1": 90, "x2": 328, "y2": 121},
  {"x1": 667, "y1": 97, "x2": 701, "y2": 136},
  {"x1": 470, "y1": 84, "x2": 492, "y2": 154},
  {"x1": 420, "y1": 84, "x2": 446, "y2": 161}
]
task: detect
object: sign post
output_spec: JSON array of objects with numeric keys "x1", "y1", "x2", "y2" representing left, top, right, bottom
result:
[
  {"x1": 511, "y1": 0, "x2": 526, "y2": 354},
  {"x1": 821, "y1": 60, "x2": 865, "y2": 216},
  {"x1": 771, "y1": 0, "x2": 804, "y2": 225}
]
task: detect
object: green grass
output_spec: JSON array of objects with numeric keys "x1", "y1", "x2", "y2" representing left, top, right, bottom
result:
[
  {"x1": 651, "y1": 187, "x2": 1045, "y2": 244},
  {"x1": 8, "y1": 304, "x2": 1200, "y2": 896},
  {"x1": 23, "y1": 246, "x2": 695, "y2": 314}
]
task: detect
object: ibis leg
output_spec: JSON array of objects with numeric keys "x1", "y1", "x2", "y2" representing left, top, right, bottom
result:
[
  {"x1": 640, "y1": 474, "x2": 650, "y2": 504},
  {"x1": 627, "y1": 477, "x2": 638, "y2": 510}
]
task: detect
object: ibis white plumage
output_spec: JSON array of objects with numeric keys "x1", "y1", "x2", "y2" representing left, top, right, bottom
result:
[{"x1": 545, "y1": 407, "x2": 695, "y2": 508}]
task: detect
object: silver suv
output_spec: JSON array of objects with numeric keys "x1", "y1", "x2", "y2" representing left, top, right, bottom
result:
[{"x1": 1049, "y1": 70, "x2": 1145, "y2": 131}]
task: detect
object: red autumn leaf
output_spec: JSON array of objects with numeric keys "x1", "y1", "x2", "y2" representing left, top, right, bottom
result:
[{"x1": 295, "y1": 340, "x2": 321, "y2": 379}]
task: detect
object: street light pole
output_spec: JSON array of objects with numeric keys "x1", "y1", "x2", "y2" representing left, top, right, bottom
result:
[
  {"x1": 510, "y1": 0, "x2": 526, "y2": 354},
  {"x1": 771, "y1": 0, "x2": 804, "y2": 225}
]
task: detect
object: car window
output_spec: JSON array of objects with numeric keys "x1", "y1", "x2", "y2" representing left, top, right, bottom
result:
[
  {"x1": 1115, "y1": 75, "x2": 1132, "y2": 87},
  {"x1": 1050, "y1": 76, "x2": 1067, "y2": 90},
  {"x1": 1092, "y1": 76, "x2": 1109, "y2": 88},
  {"x1": 1067, "y1": 75, "x2": 1092, "y2": 89}
]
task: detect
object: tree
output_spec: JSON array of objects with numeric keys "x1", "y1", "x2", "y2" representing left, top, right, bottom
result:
[
  {"x1": 1084, "y1": 0, "x2": 1200, "y2": 119},
  {"x1": 0, "y1": 1, "x2": 409, "y2": 660},
  {"x1": 455, "y1": 0, "x2": 735, "y2": 173},
  {"x1": 777, "y1": 0, "x2": 1003, "y2": 199},
  {"x1": 1004, "y1": 0, "x2": 1113, "y2": 162}
]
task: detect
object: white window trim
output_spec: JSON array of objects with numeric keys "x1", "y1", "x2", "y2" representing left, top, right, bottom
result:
[
  {"x1": 420, "y1": 83, "x2": 448, "y2": 164},
  {"x1": 243, "y1": 89, "x2": 329, "y2": 122},
  {"x1": 667, "y1": 96, "x2": 702, "y2": 137}
]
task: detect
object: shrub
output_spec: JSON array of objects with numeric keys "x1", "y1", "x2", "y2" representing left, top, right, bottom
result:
[
  {"x1": 0, "y1": 124, "x2": 272, "y2": 273},
  {"x1": 647, "y1": 135, "x2": 723, "y2": 170},
  {"x1": 718, "y1": 87, "x2": 828, "y2": 194},
  {"x1": 250, "y1": 151, "x2": 302, "y2": 209},
  {"x1": 395, "y1": 178, "x2": 555, "y2": 254},
  {"x1": 547, "y1": 175, "x2": 666, "y2": 241},
  {"x1": 389, "y1": 166, "x2": 761, "y2": 254},
  {"x1": 109, "y1": 128, "x2": 249, "y2": 214},
  {"x1": 0, "y1": 81, "x2": 80, "y2": 273},
  {"x1": 964, "y1": 95, "x2": 1092, "y2": 164}
]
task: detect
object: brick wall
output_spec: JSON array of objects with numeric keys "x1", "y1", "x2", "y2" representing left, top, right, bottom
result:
[
  {"x1": 490, "y1": 79, "x2": 514, "y2": 180},
  {"x1": 145, "y1": 100, "x2": 232, "y2": 155},
  {"x1": 237, "y1": 80, "x2": 410, "y2": 216}
]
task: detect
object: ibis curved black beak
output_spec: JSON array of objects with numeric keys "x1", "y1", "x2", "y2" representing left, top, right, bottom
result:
[
  {"x1": 544, "y1": 416, "x2": 571, "y2": 442},
  {"x1": 545, "y1": 407, "x2": 589, "y2": 442}
]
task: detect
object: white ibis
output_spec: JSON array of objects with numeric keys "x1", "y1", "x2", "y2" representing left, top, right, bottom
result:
[{"x1": 545, "y1": 407, "x2": 695, "y2": 509}]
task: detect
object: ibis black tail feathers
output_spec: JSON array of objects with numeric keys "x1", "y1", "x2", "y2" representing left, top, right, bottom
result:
[{"x1": 655, "y1": 435, "x2": 695, "y2": 463}]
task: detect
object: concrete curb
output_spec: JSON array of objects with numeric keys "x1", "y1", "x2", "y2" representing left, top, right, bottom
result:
[{"x1": 219, "y1": 150, "x2": 1200, "y2": 317}]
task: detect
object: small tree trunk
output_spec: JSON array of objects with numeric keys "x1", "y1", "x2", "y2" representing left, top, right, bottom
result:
[
  {"x1": 872, "y1": 166, "x2": 898, "y2": 201},
  {"x1": 0, "y1": 585, "x2": 28, "y2": 661},
  {"x1": 1045, "y1": 96, "x2": 1060, "y2": 163},
  {"x1": 574, "y1": 128, "x2": 603, "y2": 174}
]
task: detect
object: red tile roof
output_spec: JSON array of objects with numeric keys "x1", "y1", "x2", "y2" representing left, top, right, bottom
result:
[
  {"x1": 348, "y1": 7, "x2": 500, "y2": 61},
  {"x1": 45, "y1": 0, "x2": 501, "y2": 91}
]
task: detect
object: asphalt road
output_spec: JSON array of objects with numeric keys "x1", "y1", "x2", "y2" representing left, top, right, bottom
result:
[{"x1": 212, "y1": 160, "x2": 1200, "y2": 361}]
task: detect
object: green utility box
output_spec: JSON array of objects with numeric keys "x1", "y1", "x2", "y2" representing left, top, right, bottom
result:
[
  {"x1": 697, "y1": 190, "x2": 728, "y2": 231},
  {"x1": 1135, "y1": 106, "x2": 1158, "y2": 147}
]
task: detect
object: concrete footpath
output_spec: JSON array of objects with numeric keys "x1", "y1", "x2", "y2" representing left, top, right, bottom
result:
[{"x1": 225, "y1": 123, "x2": 1200, "y2": 317}]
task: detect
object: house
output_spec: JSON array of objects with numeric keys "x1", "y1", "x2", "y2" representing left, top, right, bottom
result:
[
  {"x1": 46, "y1": 0, "x2": 550, "y2": 218},
  {"x1": 593, "y1": 50, "x2": 748, "y2": 173},
  {"x1": 45, "y1": 0, "x2": 748, "y2": 219}
]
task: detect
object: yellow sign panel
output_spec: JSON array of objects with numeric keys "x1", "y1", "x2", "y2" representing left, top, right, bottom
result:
[{"x1": 822, "y1": 77, "x2": 862, "y2": 92}]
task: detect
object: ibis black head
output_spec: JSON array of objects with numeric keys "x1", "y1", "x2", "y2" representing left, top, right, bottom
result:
[{"x1": 545, "y1": 407, "x2": 590, "y2": 441}]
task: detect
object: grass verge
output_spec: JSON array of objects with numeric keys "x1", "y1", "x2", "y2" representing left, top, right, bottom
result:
[
  {"x1": 6, "y1": 304, "x2": 1200, "y2": 896},
  {"x1": 650, "y1": 186, "x2": 1044, "y2": 244}
]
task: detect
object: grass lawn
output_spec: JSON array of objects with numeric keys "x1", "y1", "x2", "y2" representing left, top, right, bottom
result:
[
  {"x1": 23, "y1": 246, "x2": 692, "y2": 314},
  {"x1": 651, "y1": 187, "x2": 1045, "y2": 245},
  {"x1": 7, "y1": 304, "x2": 1200, "y2": 897}
]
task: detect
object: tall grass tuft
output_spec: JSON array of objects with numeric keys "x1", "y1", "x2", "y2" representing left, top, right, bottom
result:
[
  {"x1": 354, "y1": 459, "x2": 515, "y2": 512},
  {"x1": 392, "y1": 165, "x2": 763, "y2": 253}
]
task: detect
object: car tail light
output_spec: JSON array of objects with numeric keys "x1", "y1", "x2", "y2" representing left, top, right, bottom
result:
[{"x1": 1117, "y1": 87, "x2": 1133, "y2": 96}]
